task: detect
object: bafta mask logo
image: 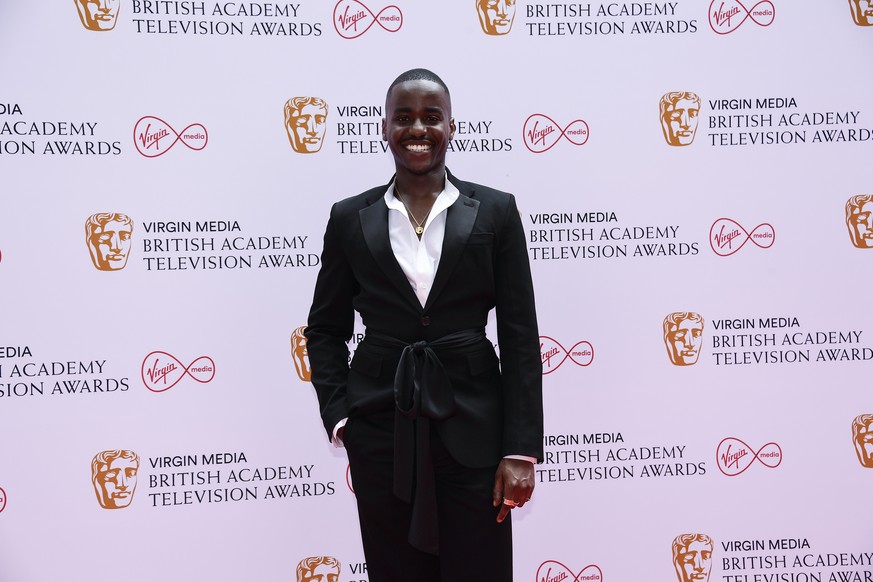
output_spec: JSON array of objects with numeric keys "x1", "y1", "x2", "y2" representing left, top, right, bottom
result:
[
  {"x1": 477, "y1": 0, "x2": 516, "y2": 35},
  {"x1": 846, "y1": 195, "x2": 873, "y2": 248},
  {"x1": 92, "y1": 450, "x2": 140, "y2": 510},
  {"x1": 849, "y1": 0, "x2": 873, "y2": 25},
  {"x1": 664, "y1": 312, "x2": 705, "y2": 366},
  {"x1": 291, "y1": 326, "x2": 311, "y2": 382},
  {"x1": 285, "y1": 97, "x2": 329, "y2": 154},
  {"x1": 296, "y1": 556, "x2": 341, "y2": 582},
  {"x1": 75, "y1": 0, "x2": 120, "y2": 31},
  {"x1": 673, "y1": 533, "x2": 713, "y2": 582},
  {"x1": 660, "y1": 92, "x2": 701, "y2": 146},
  {"x1": 852, "y1": 414, "x2": 873, "y2": 468},
  {"x1": 86, "y1": 213, "x2": 134, "y2": 271}
]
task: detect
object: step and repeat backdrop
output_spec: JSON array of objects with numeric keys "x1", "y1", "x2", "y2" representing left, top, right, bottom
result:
[{"x1": 1, "y1": 0, "x2": 871, "y2": 580}]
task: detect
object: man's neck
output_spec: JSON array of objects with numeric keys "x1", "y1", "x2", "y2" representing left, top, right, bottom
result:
[{"x1": 394, "y1": 167, "x2": 446, "y2": 200}]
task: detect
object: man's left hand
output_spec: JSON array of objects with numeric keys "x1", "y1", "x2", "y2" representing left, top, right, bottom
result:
[{"x1": 492, "y1": 458, "x2": 535, "y2": 523}]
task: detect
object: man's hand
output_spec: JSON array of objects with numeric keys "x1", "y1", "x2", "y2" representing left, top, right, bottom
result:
[{"x1": 492, "y1": 458, "x2": 535, "y2": 523}]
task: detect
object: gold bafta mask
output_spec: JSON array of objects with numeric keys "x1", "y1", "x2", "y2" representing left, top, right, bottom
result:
[
  {"x1": 476, "y1": 0, "x2": 517, "y2": 35},
  {"x1": 75, "y1": 0, "x2": 120, "y2": 31},
  {"x1": 846, "y1": 195, "x2": 873, "y2": 248},
  {"x1": 92, "y1": 450, "x2": 140, "y2": 510},
  {"x1": 284, "y1": 97, "x2": 329, "y2": 154},
  {"x1": 660, "y1": 92, "x2": 701, "y2": 146},
  {"x1": 296, "y1": 556, "x2": 341, "y2": 582},
  {"x1": 853, "y1": 414, "x2": 873, "y2": 468},
  {"x1": 664, "y1": 312, "x2": 705, "y2": 366},
  {"x1": 849, "y1": 0, "x2": 873, "y2": 25},
  {"x1": 291, "y1": 326, "x2": 312, "y2": 382},
  {"x1": 672, "y1": 534, "x2": 713, "y2": 582},
  {"x1": 85, "y1": 213, "x2": 134, "y2": 271}
]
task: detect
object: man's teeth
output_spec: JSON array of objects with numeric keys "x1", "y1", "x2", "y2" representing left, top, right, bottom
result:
[{"x1": 406, "y1": 144, "x2": 431, "y2": 152}]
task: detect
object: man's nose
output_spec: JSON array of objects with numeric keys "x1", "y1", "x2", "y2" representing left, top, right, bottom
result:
[{"x1": 410, "y1": 118, "x2": 427, "y2": 136}]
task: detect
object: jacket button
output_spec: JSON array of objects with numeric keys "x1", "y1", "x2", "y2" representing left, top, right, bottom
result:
[{"x1": 420, "y1": 316, "x2": 431, "y2": 326}]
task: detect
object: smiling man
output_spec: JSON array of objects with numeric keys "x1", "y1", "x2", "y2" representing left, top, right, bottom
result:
[{"x1": 305, "y1": 69, "x2": 543, "y2": 582}]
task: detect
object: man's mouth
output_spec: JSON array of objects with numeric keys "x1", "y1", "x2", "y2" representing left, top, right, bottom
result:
[{"x1": 405, "y1": 143, "x2": 432, "y2": 153}]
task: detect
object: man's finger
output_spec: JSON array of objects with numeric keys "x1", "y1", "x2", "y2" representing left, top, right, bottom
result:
[{"x1": 496, "y1": 503, "x2": 511, "y2": 523}]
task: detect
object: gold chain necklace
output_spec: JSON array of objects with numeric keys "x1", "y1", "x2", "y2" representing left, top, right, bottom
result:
[{"x1": 395, "y1": 187, "x2": 434, "y2": 236}]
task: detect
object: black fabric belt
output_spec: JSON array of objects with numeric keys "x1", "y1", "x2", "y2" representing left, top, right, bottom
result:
[{"x1": 364, "y1": 328, "x2": 487, "y2": 555}]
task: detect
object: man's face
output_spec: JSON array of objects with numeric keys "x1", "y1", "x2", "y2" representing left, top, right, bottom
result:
[
  {"x1": 667, "y1": 318, "x2": 704, "y2": 365},
  {"x1": 291, "y1": 332, "x2": 311, "y2": 382},
  {"x1": 382, "y1": 80, "x2": 455, "y2": 178},
  {"x1": 75, "y1": 0, "x2": 120, "y2": 31},
  {"x1": 855, "y1": 422, "x2": 873, "y2": 467},
  {"x1": 287, "y1": 103, "x2": 327, "y2": 153},
  {"x1": 662, "y1": 98, "x2": 700, "y2": 146},
  {"x1": 676, "y1": 541, "x2": 713, "y2": 582},
  {"x1": 849, "y1": 201, "x2": 873, "y2": 248},
  {"x1": 96, "y1": 457, "x2": 138, "y2": 509},
  {"x1": 477, "y1": 0, "x2": 516, "y2": 35},
  {"x1": 89, "y1": 220, "x2": 132, "y2": 271},
  {"x1": 300, "y1": 564, "x2": 339, "y2": 582},
  {"x1": 851, "y1": 0, "x2": 873, "y2": 25}
]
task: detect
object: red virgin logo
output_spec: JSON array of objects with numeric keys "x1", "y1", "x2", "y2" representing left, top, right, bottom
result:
[
  {"x1": 523, "y1": 114, "x2": 589, "y2": 153},
  {"x1": 141, "y1": 351, "x2": 215, "y2": 392},
  {"x1": 540, "y1": 336, "x2": 594, "y2": 374},
  {"x1": 535, "y1": 561, "x2": 602, "y2": 582},
  {"x1": 133, "y1": 116, "x2": 207, "y2": 158},
  {"x1": 709, "y1": 218, "x2": 774, "y2": 256},
  {"x1": 708, "y1": 0, "x2": 775, "y2": 34},
  {"x1": 716, "y1": 437, "x2": 782, "y2": 476},
  {"x1": 333, "y1": 0, "x2": 402, "y2": 38}
]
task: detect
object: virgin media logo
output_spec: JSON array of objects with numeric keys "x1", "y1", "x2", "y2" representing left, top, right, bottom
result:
[
  {"x1": 716, "y1": 437, "x2": 782, "y2": 476},
  {"x1": 709, "y1": 218, "x2": 774, "y2": 256},
  {"x1": 333, "y1": 0, "x2": 402, "y2": 39},
  {"x1": 535, "y1": 560, "x2": 602, "y2": 582},
  {"x1": 141, "y1": 351, "x2": 215, "y2": 392},
  {"x1": 133, "y1": 116, "x2": 208, "y2": 158},
  {"x1": 540, "y1": 336, "x2": 594, "y2": 374},
  {"x1": 708, "y1": 0, "x2": 775, "y2": 34},
  {"x1": 523, "y1": 114, "x2": 589, "y2": 153}
]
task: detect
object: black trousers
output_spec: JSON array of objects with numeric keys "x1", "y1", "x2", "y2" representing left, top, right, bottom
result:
[{"x1": 344, "y1": 410, "x2": 513, "y2": 582}]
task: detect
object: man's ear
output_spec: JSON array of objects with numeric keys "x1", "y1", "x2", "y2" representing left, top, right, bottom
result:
[
  {"x1": 381, "y1": 118, "x2": 387, "y2": 140},
  {"x1": 449, "y1": 118, "x2": 456, "y2": 140}
]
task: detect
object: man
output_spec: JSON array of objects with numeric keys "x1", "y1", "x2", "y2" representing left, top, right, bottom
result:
[
  {"x1": 75, "y1": 0, "x2": 120, "y2": 31},
  {"x1": 85, "y1": 213, "x2": 134, "y2": 271},
  {"x1": 285, "y1": 97, "x2": 329, "y2": 154},
  {"x1": 663, "y1": 312, "x2": 705, "y2": 366},
  {"x1": 852, "y1": 414, "x2": 873, "y2": 468},
  {"x1": 672, "y1": 533, "x2": 714, "y2": 582},
  {"x1": 845, "y1": 195, "x2": 873, "y2": 248},
  {"x1": 660, "y1": 92, "x2": 701, "y2": 146},
  {"x1": 296, "y1": 556, "x2": 341, "y2": 582},
  {"x1": 305, "y1": 69, "x2": 542, "y2": 581},
  {"x1": 291, "y1": 325, "x2": 312, "y2": 382},
  {"x1": 849, "y1": 0, "x2": 873, "y2": 25},
  {"x1": 91, "y1": 449, "x2": 139, "y2": 509},
  {"x1": 476, "y1": 0, "x2": 517, "y2": 35}
]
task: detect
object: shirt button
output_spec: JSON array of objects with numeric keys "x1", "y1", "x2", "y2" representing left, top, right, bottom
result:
[{"x1": 420, "y1": 316, "x2": 431, "y2": 326}]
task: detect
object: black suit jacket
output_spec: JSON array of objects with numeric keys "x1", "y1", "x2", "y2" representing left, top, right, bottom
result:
[{"x1": 305, "y1": 170, "x2": 543, "y2": 467}]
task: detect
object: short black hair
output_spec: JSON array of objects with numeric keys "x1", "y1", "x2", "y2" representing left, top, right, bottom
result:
[{"x1": 386, "y1": 68, "x2": 451, "y2": 103}]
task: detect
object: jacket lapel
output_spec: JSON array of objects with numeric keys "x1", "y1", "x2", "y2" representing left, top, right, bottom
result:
[
  {"x1": 359, "y1": 184, "x2": 423, "y2": 312},
  {"x1": 424, "y1": 173, "x2": 479, "y2": 311}
]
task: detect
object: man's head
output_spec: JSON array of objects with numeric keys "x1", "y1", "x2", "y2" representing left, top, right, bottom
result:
[
  {"x1": 852, "y1": 414, "x2": 873, "y2": 468},
  {"x1": 284, "y1": 97, "x2": 329, "y2": 154},
  {"x1": 382, "y1": 69, "x2": 455, "y2": 178},
  {"x1": 664, "y1": 312, "x2": 705, "y2": 366},
  {"x1": 92, "y1": 450, "x2": 140, "y2": 509},
  {"x1": 673, "y1": 534, "x2": 713, "y2": 582},
  {"x1": 85, "y1": 213, "x2": 134, "y2": 271},
  {"x1": 477, "y1": 0, "x2": 517, "y2": 35},
  {"x1": 660, "y1": 92, "x2": 701, "y2": 146},
  {"x1": 75, "y1": 0, "x2": 120, "y2": 31},
  {"x1": 291, "y1": 326, "x2": 311, "y2": 382},
  {"x1": 296, "y1": 556, "x2": 341, "y2": 582},
  {"x1": 849, "y1": 0, "x2": 873, "y2": 25},
  {"x1": 846, "y1": 195, "x2": 873, "y2": 248}
]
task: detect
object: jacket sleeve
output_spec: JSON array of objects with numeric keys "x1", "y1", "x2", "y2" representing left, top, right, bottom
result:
[
  {"x1": 494, "y1": 194, "x2": 544, "y2": 462},
  {"x1": 305, "y1": 202, "x2": 359, "y2": 439}
]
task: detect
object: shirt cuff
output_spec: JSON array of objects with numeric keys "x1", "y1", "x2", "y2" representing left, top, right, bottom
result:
[
  {"x1": 503, "y1": 454, "x2": 537, "y2": 464},
  {"x1": 331, "y1": 418, "x2": 347, "y2": 448}
]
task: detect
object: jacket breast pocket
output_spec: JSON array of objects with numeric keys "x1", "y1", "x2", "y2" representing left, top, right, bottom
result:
[{"x1": 467, "y1": 232, "x2": 494, "y2": 246}]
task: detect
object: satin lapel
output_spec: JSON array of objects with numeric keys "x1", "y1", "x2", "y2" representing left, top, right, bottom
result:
[
  {"x1": 425, "y1": 184, "x2": 480, "y2": 312},
  {"x1": 359, "y1": 195, "x2": 423, "y2": 312}
]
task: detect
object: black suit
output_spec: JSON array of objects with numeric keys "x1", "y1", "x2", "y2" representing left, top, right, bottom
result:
[{"x1": 305, "y1": 170, "x2": 543, "y2": 581}]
